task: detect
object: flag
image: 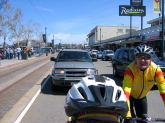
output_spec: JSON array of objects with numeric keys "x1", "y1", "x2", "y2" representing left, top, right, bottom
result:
[
  {"x1": 153, "y1": 0, "x2": 161, "y2": 13},
  {"x1": 86, "y1": 38, "x2": 88, "y2": 42}
]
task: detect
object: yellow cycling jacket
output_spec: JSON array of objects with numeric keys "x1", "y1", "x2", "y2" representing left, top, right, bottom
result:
[{"x1": 122, "y1": 61, "x2": 165, "y2": 117}]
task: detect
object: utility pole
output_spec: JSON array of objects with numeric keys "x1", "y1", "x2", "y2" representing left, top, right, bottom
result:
[
  {"x1": 161, "y1": 0, "x2": 164, "y2": 61},
  {"x1": 45, "y1": 26, "x2": 47, "y2": 46},
  {"x1": 100, "y1": 28, "x2": 101, "y2": 50}
]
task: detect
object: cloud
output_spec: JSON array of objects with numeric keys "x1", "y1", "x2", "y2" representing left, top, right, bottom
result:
[{"x1": 36, "y1": 6, "x2": 54, "y2": 12}]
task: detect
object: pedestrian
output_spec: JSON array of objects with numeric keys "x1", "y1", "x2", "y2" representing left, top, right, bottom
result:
[
  {"x1": 122, "y1": 44, "x2": 165, "y2": 123},
  {"x1": 28, "y1": 49, "x2": 32, "y2": 58},
  {"x1": 5, "y1": 47, "x2": 10, "y2": 59},
  {"x1": 13, "y1": 47, "x2": 17, "y2": 59},
  {"x1": 16, "y1": 47, "x2": 21, "y2": 60},
  {"x1": 155, "y1": 48, "x2": 160, "y2": 57},
  {"x1": 0, "y1": 49, "x2": 3, "y2": 60},
  {"x1": 10, "y1": 48, "x2": 13, "y2": 59}
]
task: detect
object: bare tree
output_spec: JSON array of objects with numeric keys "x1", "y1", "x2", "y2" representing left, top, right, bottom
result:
[
  {"x1": 0, "y1": 0, "x2": 8, "y2": 9},
  {"x1": 22, "y1": 19, "x2": 42, "y2": 46},
  {"x1": 10, "y1": 8, "x2": 23, "y2": 47},
  {"x1": 0, "y1": 3, "x2": 15, "y2": 48}
]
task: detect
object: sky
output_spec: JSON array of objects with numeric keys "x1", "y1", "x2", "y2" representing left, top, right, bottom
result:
[{"x1": 0, "y1": 0, "x2": 162, "y2": 45}]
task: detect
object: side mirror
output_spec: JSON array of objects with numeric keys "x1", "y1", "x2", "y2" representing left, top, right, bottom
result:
[
  {"x1": 50, "y1": 57, "x2": 56, "y2": 61},
  {"x1": 159, "y1": 57, "x2": 162, "y2": 61}
]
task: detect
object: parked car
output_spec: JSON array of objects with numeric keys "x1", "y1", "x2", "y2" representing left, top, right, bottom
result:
[
  {"x1": 90, "y1": 50, "x2": 98, "y2": 61},
  {"x1": 102, "y1": 50, "x2": 114, "y2": 61},
  {"x1": 50, "y1": 49, "x2": 98, "y2": 90},
  {"x1": 112, "y1": 48, "x2": 165, "y2": 77},
  {"x1": 97, "y1": 51, "x2": 103, "y2": 59},
  {"x1": 0, "y1": 49, "x2": 5, "y2": 60}
]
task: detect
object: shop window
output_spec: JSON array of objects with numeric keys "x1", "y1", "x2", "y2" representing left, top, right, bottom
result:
[{"x1": 118, "y1": 29, "x2": 123, "y2": 32}]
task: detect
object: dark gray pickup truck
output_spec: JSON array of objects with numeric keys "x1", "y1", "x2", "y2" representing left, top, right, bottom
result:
[{"x1": 50, "y1": 49, "x2": 98, "y2": 90}]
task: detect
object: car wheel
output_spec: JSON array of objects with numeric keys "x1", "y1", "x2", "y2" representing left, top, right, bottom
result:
[
  {"x1": 52, "y1": 82, "x2": 59, "y2": 91},
  {"x1": 102, "y1": 56, "x2": 104, "y2": 61},
  {"x1": 113, "y1": 65, "x2": 119, "y2": 77}
]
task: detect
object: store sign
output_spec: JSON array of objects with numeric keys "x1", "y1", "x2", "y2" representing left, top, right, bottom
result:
[
  {"x1": 149, "y1": 36, "x2": 160, "y2": 39},
  {"x1": 153, "y1": 0, "x2": 161, "y2": 13},
  {"x1": 130, "y1": 0, "x2": 142, "y2": 6},
  {"x1": 119, "y1": 5, "x2": 146, "y2": 16}
]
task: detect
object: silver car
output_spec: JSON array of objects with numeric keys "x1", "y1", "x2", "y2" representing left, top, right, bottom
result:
[
  {"x1": 102, "y1": 50, "x2": 114, "y2": 61},
  {"x1": 50, "y1": 49, "x2": 98, "y2": 90}
]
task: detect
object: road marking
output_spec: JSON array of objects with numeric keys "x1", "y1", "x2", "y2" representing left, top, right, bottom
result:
[{"x1": 14, "y1": 75, "x2": 50, "y2": 123}]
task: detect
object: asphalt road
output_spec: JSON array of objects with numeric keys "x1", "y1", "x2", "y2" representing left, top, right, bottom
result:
[{"x1": 6, "y1": 59, "x2": 165, "y2": 123}]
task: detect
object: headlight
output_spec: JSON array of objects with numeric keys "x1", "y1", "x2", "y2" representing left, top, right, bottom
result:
[
  {"x1": 87, "y1": 69, "x2": 96, "y2": 75},
  {"x1": 52, "y1": 70, "x2": 65, "y2": 74}
]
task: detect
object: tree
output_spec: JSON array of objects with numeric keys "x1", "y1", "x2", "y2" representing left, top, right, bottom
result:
[
  {"x1": 22, "y1": 19, "x2": 42, "y2": 46},
  {"x1": 0, "y1": 0, "x2": 8, "y2": 9},
  {"x1": 10, "y1": 8, "x2": 23, "y2": 47},
  {"x1": 0, "y1": 3, "x2": 15, "y2": 48}
]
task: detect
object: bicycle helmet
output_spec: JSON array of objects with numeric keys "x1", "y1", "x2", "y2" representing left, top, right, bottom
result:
[
  {"x1": 134, "y1": 44, "x2": 154, "y2": 56},
  {"x1": 64, "y1": 75, "x2": 128, "y2": 120}
]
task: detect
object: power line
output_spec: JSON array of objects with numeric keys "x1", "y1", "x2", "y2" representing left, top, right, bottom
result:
[{"x1": 28, "y1": 0, "x2": 52, "y2": 31}]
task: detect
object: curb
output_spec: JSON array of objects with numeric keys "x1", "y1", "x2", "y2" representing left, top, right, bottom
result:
[{"x1": 0, "y1": 54, "x2": 53, "y2": 69}]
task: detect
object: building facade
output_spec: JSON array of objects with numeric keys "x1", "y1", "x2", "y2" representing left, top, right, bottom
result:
[
  {"x1": 88, "y1": 16, "x2": 165, "y2": 53},
  {"x1": 87, "y1": 25, "x2": 139, "y2": 49}
]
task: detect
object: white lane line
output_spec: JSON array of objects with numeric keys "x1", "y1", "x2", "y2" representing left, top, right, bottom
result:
[{"x1": 14, "y1": 75, "x2": 50, "y2": 123}]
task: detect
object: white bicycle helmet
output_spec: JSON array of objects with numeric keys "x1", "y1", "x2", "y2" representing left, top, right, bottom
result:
[
  {"x1": 134, "y1": 44, "x2": 154, "y2": 56},
  {"x1": 64, "y1": 75, "x2": 128, "y2": 119}
]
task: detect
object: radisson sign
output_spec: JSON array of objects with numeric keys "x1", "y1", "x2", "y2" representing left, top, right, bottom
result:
[{"x1": 119, "y1": 5, "x2": 146, "y2": 16}]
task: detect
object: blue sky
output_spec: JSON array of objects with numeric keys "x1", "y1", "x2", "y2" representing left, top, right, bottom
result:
[{"x1": 2, "y1": 0, "x2": 162, "y2": 45}]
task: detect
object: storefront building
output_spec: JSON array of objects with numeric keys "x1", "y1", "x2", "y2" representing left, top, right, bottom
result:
[{"x1": 88, "y1": 16, "x2": 165, "y2": 52}]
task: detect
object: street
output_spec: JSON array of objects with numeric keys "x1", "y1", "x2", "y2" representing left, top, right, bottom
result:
[{"x1": 19, "y1": 59, "x2": 165, "y2": 123}]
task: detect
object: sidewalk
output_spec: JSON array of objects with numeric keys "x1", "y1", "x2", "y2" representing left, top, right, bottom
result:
[{"x1": 0, "y1": 53, "x2": 45, "y2": 69}]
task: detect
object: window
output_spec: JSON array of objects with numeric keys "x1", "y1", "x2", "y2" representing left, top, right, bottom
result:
[
  {"x1": 118, "y1": 29, "x2": 123, "y2": 32},
  {"x1": 126, "y1": 29, "x2": 136, "y2": 33},
  {"x1": 118, "y1": 50, "x2": 124, "y2": 59},
  {"x1": 126, "y1": 29, "x2": 130, "y2": 33},
  {"x1": 123, "y1": 51, "x2": 128, "y2": 60},
  {"x1": 129, "y1": 50, "x2": 135, "y2": 61}
]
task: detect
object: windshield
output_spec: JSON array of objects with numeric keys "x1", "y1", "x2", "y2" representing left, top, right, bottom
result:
[
  {"x1": 106, "y1": 51, "x2": 114, "y2": 53},
  {"x1": 92, "y1": 50, "x2": 98, "y2": 53},
  {"x1": 152, "y1": 54, "x2": 160, "y2": 62},
  {"x1": 56, "y1": 51, "x2": 92, "y2": 62}
]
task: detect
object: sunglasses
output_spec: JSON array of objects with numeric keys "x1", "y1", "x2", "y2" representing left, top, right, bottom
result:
[{"x1": 136, "y1": 55, "x2": 151, "y2": 60}]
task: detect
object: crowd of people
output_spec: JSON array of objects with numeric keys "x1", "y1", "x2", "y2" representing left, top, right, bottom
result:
[{"x1": 0, "y1": 46, "x2": 33, "y2": 60}]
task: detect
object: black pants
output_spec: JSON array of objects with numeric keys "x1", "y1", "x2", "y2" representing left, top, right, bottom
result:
[{"x1": 130, "y1": 96, "x2": 148, "y2": 118}]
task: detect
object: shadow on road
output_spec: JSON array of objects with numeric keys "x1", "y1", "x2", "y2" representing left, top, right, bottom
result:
[
  {"x1": 41, "y1": 73, "x2": 124, "y2": 96},
  {"x1": 41, "y1": 76, "x2": 70, "y2": 96},
  {"x1": 100, "y1": 74, "x2": 123, "y2": 86}
]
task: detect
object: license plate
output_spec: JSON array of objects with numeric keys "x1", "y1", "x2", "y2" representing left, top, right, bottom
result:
[{"x1": 71, "y1": 82, "x2": 77, "y2": 86}]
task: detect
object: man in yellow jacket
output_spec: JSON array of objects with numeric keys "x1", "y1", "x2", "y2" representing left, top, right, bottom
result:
[{"x1": 122, "y1": 44, "x2": 165, "y2": 123}]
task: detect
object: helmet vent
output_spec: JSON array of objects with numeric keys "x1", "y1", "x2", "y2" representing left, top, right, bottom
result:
[
  {"x1": 115, "y1": 90, "x2": 121, "y2": 100},
  {"x1": 94, "y1": 75, "x2": 105, "y2": 82},
  {"x1": 99, "y1": 86, "x2": 106, "y2": 99},
  {"x1": 78, "y1": 87, "x2": 88, "y2": 99}
]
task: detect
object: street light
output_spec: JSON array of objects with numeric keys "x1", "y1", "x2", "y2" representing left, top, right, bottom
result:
[
  {"x1": 100, "y1": 28, "x2": 101, "y2": 50},
  {"x1": 44, "y1": 26, "x2": 47, "y2": 47}
]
